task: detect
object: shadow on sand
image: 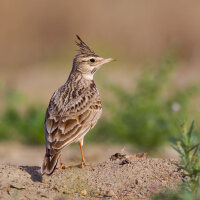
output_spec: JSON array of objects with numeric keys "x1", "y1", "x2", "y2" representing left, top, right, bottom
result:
[{"x1": 19, "y1": 166, "x2": 42, "y2": 183}]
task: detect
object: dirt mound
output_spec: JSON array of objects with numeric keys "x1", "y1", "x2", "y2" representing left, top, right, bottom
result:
[{"x1": 0, "y1": 155, "x2": 182, "y2": 200}]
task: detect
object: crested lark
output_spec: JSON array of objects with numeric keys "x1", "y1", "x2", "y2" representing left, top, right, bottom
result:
[{"x1": 41, "y1": 35, "x2": 115, "y2": 175}]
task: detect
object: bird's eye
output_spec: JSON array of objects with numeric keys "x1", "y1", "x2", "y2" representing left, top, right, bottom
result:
[{"x1": 90, "y1": 58, "x2": 95, "y2": 63}]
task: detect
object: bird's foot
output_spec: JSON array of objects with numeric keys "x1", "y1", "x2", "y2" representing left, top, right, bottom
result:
[
  {"x1": 80, "y1": 161, "x2": 93, "y2": 169},
  {"x1": 58, "y1": 163, "x2": 71, "y2": 170}
]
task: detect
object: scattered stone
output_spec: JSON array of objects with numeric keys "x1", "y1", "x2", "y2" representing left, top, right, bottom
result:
[
  {"x1": 81, "y1": 189, "x2": 87, "y2": 196},
  {"x1": 110, "y1": 153, "x2": 126, "y2": 161},
  {"x1": 120, "y1": 159, "x2": 131, "y2": 165},
  {"x1": 105, "y1": 190, "x2": 115, "y2": 197}
]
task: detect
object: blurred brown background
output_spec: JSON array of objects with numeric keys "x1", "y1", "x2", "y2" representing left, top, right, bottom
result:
[
  {"x1": 1, "y1": 0, "x2": 200, "y2": 104},
  {"x1": 0, "y1": 0, "x2": 200, "y2": 167}
]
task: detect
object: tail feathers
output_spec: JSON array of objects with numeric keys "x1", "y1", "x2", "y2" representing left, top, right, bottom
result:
[{"x1": 41, "y1": 152, "x2": 60, "y2": 175}]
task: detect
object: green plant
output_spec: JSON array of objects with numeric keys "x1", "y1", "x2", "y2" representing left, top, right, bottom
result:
[
  {"x1": 153, "y1": 189, "x2": 197, "y2": 200},
  {"x1": 172, "y1": 121, "x2": 200, "y2": 194},
  {"x1": 0, "y1": 88, "x2": 45, "y2": 144},
  {"x1": 153, "y1": 121, "x2": 200, "y2": 200}
]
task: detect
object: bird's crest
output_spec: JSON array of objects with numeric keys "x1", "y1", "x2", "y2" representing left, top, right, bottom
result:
[{"x1": 75, "y1": 35, "x2": 98, "y2": 57}]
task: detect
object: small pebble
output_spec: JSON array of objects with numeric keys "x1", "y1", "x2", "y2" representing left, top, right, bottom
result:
[
  {"x1": 81, "y1": 189, "x2": 87, "y2": 196},
  {"x1": 120, "y1": 159, "x2": 130, "y2": 165},
  {"x1": 105, "y1": 190, "x2": 115, "y2": 196}
]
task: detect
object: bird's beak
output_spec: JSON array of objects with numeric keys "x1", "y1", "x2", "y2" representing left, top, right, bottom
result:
[
  {"x1": 102, "y1": 58, "x2": 116, "y2": 64},
  {"x1": 96, "y1": 58, "x2": 116, "y2": 68}
]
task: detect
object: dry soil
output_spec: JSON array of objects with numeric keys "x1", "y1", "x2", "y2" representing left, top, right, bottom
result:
[{"x1": 0, "y1": 149, "x2": 182, "y2": 200}]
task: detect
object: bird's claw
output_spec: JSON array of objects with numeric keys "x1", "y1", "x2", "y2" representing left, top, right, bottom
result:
[
  {"x1": 80, "y1": 161, "x2": 93, "y2": 169},
  {"x1": 58, "y1": 164, "x2": 71, "y2": 170}
]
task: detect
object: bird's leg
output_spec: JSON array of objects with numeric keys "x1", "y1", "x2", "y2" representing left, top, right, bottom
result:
[
  {"x1": 78, "y1": 140, "x2": 91, "y2": 168},
  {"x1": 58, "y1": 155, "x2": 71, "y2": 170}
]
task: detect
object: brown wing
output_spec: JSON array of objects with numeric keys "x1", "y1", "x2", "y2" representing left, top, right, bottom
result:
[{"x1": 44, "y1": 88, "x2": 102, "y2": 155}]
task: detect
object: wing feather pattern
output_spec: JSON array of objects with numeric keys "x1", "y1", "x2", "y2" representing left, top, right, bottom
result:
[{"x1": 45, "y1": 88, "x2": 102, "y2": 154}]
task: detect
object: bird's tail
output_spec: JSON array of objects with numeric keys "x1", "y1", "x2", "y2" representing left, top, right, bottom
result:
[{"x1": 41, "y1": 152, "x2": 60, "y2": 175}]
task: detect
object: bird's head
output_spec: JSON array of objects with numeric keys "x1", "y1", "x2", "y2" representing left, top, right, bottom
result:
[{"x1": 72, "y1": 35, "x2": 115, "y2": 80}]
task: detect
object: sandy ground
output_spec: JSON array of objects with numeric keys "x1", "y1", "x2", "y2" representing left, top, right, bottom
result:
[
  {"x1": 0, "y1": 157, "x2": 182, "y2": 200},
  {"x1": 0, "y1": 142, "x2": 183, "y2": 200}
]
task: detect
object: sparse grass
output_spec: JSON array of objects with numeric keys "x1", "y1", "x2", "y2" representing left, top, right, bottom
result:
[{"x1": 153, "y1": 121, "x2": 200, "y2": 200}]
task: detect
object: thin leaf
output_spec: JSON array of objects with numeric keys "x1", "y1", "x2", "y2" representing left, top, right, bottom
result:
[
  {"x1": 188, "y1": 120, "x2": 195, "y2": 140},
  {"x1": 171, "y1": 144, "x2": 183, "y2": 155},
  {"x1": 193, "y1": 144, "x2": 200, "y2": 156}
]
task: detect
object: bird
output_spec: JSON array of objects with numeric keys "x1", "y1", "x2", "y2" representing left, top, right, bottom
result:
[{"x1": 41, "y1": 35, "x2": 115, "y2": 175}]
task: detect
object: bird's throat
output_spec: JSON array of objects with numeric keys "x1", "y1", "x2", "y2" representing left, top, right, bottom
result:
[{"x1": 82, "y1": 73, "x2": 94, "y2": 80}]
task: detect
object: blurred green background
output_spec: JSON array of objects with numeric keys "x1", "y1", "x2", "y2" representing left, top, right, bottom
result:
[{"x1": 0, "y1": 1, "x2": 200, "y2": 152}]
